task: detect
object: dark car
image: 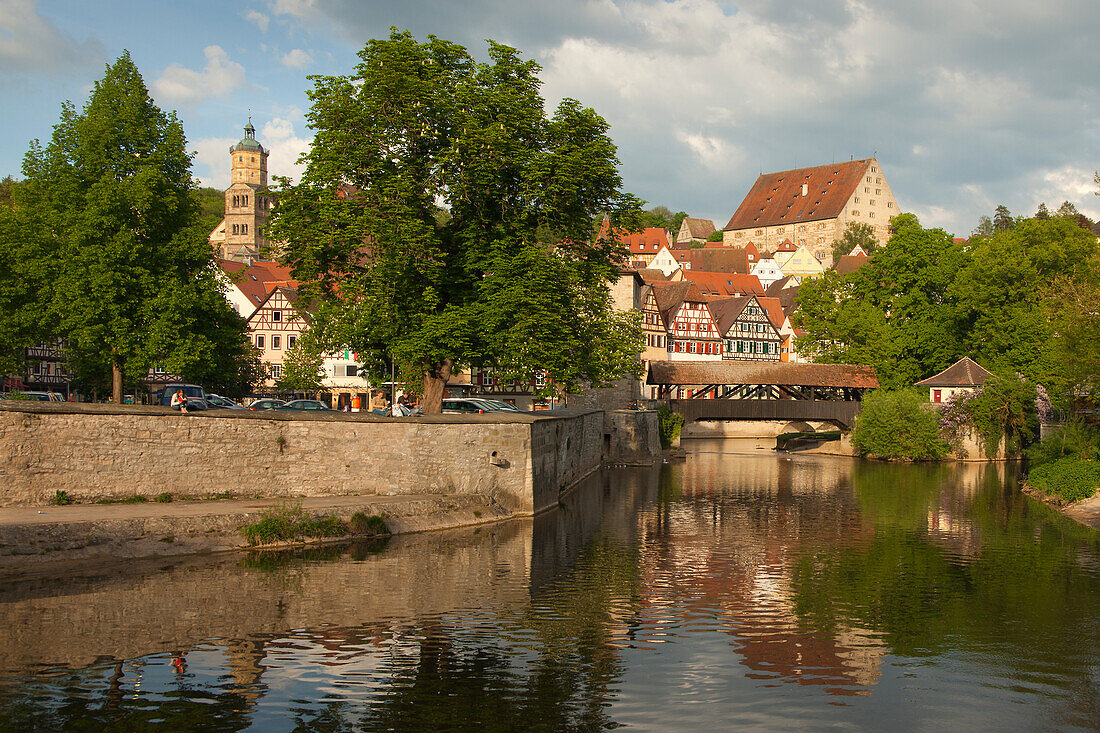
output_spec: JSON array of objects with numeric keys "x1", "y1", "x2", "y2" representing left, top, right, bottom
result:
[
  {"x1": 248, "y1": 398, "x2": 286, "y2": 411},
  {"x1": 442, "y1": 398, "x2": 496, "y2": 414},
  {"x1": 205, "y1": 394, "x2": 246, "y2": 410},
  {"x1": 157, "y1": 384, "x2": 206, "y2": 408},
  {"x1": 275, "y1": 399, "x2": 333, "y2": 411}
]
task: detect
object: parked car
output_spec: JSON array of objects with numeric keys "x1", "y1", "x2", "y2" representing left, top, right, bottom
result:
[
  {"x1": 475, "y1": 399, "x2": 524, "y2": 412},
  {"x1": 205, "y1": 394, "x2": 246, "y2": 410},
  {"x1": 275, "y1": 399, "x2": 333, "y2": 411},
  {"x1": 5, "y1": 391, "x2": 64, "y2": 402},
  {"x1": 248, "y1": 398, "x2": 286, "y2": 411},
  {"x1": 442, "y1": 398, "x2": 499, "y2": 414}
]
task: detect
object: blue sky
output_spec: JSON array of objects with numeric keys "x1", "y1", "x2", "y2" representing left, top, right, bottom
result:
[{"x1": 3, "y1": 0, "x2": 1099, "y2": 236}]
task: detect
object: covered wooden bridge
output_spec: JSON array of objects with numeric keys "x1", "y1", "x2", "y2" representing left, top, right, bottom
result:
[{"x1": 646, "y1": 362, "x2": 879, "y2": 428}]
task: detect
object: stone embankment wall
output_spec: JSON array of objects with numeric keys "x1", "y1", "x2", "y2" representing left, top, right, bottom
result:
[{"x1": 0, "y1": 403, "x2": 656, "y2": 513}]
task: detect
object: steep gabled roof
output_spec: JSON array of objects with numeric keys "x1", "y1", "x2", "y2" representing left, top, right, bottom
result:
[
  {"x1": 636, "y1": 268, "x2": 669, "y2": 283},
  {"x1": 914, "y1": 357, "x2": 994, "y2": 388},
  {"x1": 651, "y1": 281, "x2": 692, "y2": 320},
  {"x1": 724, "y1": 158, "x2": 873, "y2": 231},
  {"x1": 219, "y1": 259, "x2": 299, "y2": 310},
  {"x1": 597, "y1": 219, "x2": 670, "y2": 255},
  {"x1": 707, "y1": 296, "x2": 752, "y2": 335},
  {"x1": 682, "y1": 217, "x2": 716, "y2": 239}
]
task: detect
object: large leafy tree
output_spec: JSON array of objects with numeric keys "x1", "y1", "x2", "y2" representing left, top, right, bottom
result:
[
  {"x1": 795, "y1": 214, "x2": 968, "y2": 387},
  {"x1": 268, "y1": 30, "x2": 644, "y2": 413},
  {"x1": 830, "y1": 221, "x2": 877, "y2": 264},
  {"x1": 9, "y1": 52, "x2": 254, "y2": 401}
]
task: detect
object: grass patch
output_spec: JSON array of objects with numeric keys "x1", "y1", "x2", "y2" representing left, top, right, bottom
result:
[
  {"x1": 209, "y1": 491, "x2": 235, "y2": 500},
  {"x1": 349, "y1": 511, "x2": 389, "y2": 536},
  {"x1": 51, "y1": 490, "x2": 73, "y2": 506},
  {"x1": 1028, "y1": 457, "x2": 1100, "y2": 504},
  {"x1": 240, "y1": 502, "x2": 350, "y2": 546},
  {"x1": 95, "y1": 495, "x2": 149, "y2": 504},
  {"x1": 154, "y1": 492, "x2": 173, "y2": 503}
]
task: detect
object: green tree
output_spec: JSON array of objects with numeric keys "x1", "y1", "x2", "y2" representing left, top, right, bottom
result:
[
  {"x1": 267, "y1": 30, "x2": 644, "y2": 413},
  {"x1": 795, "y1": 214, "x2": 967, "y2": 387},
  {"x1": 275, "y1": 336, "x2": 325, "y2": 392},
  {"x1": 706, "y1": 230, "x2": 724, "y2": 242},
  {"x1": 1035, "y1": 202, "x2": 1051, "y2": 220},
  {"x1": 851, "y1": 388, "x2": 949, "y2": 460},
  {"x1": 830, "y1": 221, "x2": 877, "y2": 264},
  {"x1": 952, "y1": 216, "x2": 1097, "y2": 380},
  {"x1": 993, "y1": 204, "x2": 1014, "y2": 232},
  {"x1": 11, "y1": 52, "x2": 255, "y2": 402},
  {"x1": 971, "y1": 215, "x2": 993, "y2": 239}
]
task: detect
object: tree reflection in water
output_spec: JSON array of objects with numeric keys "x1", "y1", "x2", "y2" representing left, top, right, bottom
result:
[{"x1": 2, "y1": 452, "x2": 1100, "y2": 730}]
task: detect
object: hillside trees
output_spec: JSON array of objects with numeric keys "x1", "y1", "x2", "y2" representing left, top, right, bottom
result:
[
  {"x1": 267, "y1": 30, "x2": 645, "y2": 413},
  {"x1": 4, "y1": 52, "x2": 255, "y2": 401}
]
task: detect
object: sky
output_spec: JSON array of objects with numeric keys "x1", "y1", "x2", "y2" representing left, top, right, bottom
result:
[{"x1": 2, "y1": 0, "x2": 1099, "y2": 236}]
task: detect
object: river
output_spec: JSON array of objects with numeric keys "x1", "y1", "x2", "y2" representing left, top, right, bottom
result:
[{"x1": 2, "y1": 439, "x2": 1099, "y2": 731}]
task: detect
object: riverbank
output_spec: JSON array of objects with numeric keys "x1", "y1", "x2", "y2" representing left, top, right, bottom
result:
[
  {"x1": 0, "y1": 492, "x2": 515, "y2": 577},
  {"x1": 1022, "y1": 485, "x2": 1100, "y2": 532}
]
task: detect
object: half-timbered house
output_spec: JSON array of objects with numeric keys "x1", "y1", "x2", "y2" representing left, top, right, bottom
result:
[
  {"x1": 710, "y1": 295, "x2": 783, "y2": 361},
  {"x1": 247, "y1": 286, "x2": 308, "y2": 386},
  {"x1": 659, "y1": 282, "x2": 723, "y2": 362}
]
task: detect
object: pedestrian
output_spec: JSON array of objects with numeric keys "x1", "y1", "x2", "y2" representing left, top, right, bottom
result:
[
  {"x1": 371, "y1": 390, "x2": 388, "y2": 416},
  {"x1": 170, "y1": 388, "x2": 188, "y2": 414}
]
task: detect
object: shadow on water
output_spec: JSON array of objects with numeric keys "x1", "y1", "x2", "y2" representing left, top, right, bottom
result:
[{"x1": 3, "y1": 451, "x2": 1100, "y2": 731}]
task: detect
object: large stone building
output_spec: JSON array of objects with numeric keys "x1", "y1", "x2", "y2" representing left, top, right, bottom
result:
[
  {"x1": 722, "y1": 158, "x2": 898, "y2": 268},
  {"x1": 209, "y1": 121, "x2": 276, "y2": 261}
]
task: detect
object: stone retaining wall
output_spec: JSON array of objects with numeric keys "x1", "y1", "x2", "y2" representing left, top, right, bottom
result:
[{"x1": 0, "y1": 404, "x2": 650, "y2": 513}]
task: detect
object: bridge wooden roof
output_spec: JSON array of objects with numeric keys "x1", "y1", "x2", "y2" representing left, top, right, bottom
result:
[{"x1": 647, "y1": 361, "x2": 879, "y2": 388}]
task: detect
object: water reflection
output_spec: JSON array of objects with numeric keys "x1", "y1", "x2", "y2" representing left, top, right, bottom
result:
[{"x1": 2, "y1": 445, "x2": 1100, "y2": 731}]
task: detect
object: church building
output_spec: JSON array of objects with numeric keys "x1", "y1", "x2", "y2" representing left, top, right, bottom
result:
[{"x1": 209, "y1": 121, "x2": 275, "y2": 261}]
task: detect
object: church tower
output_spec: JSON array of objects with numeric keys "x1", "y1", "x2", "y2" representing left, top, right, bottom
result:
[{"x1": 210, "y1": 121, "x2": 273, "y2": 261}]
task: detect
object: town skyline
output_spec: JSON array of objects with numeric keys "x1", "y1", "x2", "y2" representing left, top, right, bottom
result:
[{"x1": 2, "y1": 0, "x2": 1099, "y2": 237}]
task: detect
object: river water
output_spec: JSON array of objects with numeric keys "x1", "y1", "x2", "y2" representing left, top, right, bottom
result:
[{"x1": 2, "y1": 439, "x2": 1100, "y2": 731}]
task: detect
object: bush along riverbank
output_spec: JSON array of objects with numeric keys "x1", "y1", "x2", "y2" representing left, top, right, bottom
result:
[
  {"x1": 851, "y1": 375, "x2": 1041, "y2": 462},
  {"x1": 1023, "y1": 421, "x2": 1100, "y2": 506}
]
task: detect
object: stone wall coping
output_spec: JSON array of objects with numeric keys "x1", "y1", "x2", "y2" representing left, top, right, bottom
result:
[{"x1": 0, "y1": 400, "x2": 600, "y2": 425}]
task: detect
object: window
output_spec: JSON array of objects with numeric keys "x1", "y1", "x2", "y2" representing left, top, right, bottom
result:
[
  {"x1": 287, "y1": 335, "x2": 296, "y2": 349},
  {"x1": 242, "y1": 224, "x2": 248, "y2": 235},
  {"x1": 272, "y1": 336, "x2": 281, "y2": 349},
  {"x1": 535, "y1": 371, "x2": 547, "y2": 387},
  {"x1": 853, "y1": 197, "x2": 859, "y2": 204},
  {"x1": 735, "y1": 232, "x2": 743, "y2": 239},
  {"x1": 864, "y1": 187, "x2": 870, "y2": 193},
  {"x1": 887, "y1": 202, "x2": 894, "y2": 208},
  {"x1": 817, "y1": 236, "x2": 825, "y2": 244},
  {"x1": 689, "y1": 342, "x2": 697, "y2": 353},
  {"x1": 776, "y1": 227, "x2": 784, "y2": 234},
  {"x1": 869, "y1": 212, "x2": 875, "y2": 218},
  {"x1": 876, "y1": 178, "x2": 881, "y2": 184},
  {"x1": 346, "y1": 365, "x2": 358, "y2": 377},
  {"x1": 482, "y1": 371, "x2": 494, "y2": 386},
  {"x1": 232, "y1": 224, "x2": 239, "y2": 234},
  {"x1": 866, "y1": 176, "x2": 872, "y2": 182},
  {"x1": 756, "y1": 229, "x2": 763, "y2": 236},
  {"x1": 243, "y1": 195, "x2": 248, "y2": 206},
  {"x1": 870, "y1": 200, "x2": 876, "y2": 206},
  {"x1": 270, "y1": 363, "x2": 282, "y2": 378},
  {"x1": 272, "y1": 311, "x2": 282, "y2": 323},
  {"x1": 875, "y1": 189, "x2": 881, "y2": 195},
  {"x1": 256, "y1": 335, "x2": 265, "y2": 349},
  {"x1": 871, "y1": 166, "x2": 877, "y2": 172},
  {"x1": 232, "y1": 195, "x2": 239, "y2": 207},
  {"x1": 736, "y1": 341, "x2": 744, "y2": 353}
]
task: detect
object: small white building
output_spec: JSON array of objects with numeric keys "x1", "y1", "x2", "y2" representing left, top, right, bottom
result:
[{"x1": 914, "y1": 357, "x2": 993, "y2": 404}]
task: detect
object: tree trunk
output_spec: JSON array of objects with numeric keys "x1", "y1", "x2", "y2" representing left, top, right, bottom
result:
[
  {"x1": 112, "y1": 360, "x2": 123, "y2": 405},
  {"x1": 421, "y1": 359, "x2": 453, "y2": 415}
]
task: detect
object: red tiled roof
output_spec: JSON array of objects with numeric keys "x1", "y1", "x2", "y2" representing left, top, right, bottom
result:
[
  {"x1": 835, "y1": 253, "x2": 868, "y2": 275},
  {"x1": 914, "y1": 357, "x2": 993, "y2": 388},
  {"x1": 597, "y1": 220, "x2": 670, "y2": 255},
  {"x1": 681, "y1": 270, "x2": 764, "y2": 298},
  {"x1": 724, "y1": 159, "x2": 873, "y2": 231},
  {"x1": 758, "y1": 296, "x2": 786, "y2": 329},
  {"x1": 219, "y1": 259, "x2": 300, "y2": 309},
  {"x1": 688, "y1": 248, "x2": 750, "y2": 274},
  {"x1": 637, "y1": 268, "x2": 669, "y2": 283},
  {"x1": 707, "y1": 296, "x2": 752, "y2": 335}
]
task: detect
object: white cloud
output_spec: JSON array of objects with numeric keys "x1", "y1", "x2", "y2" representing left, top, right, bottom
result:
[
  {"x1": 244, "y1": 9, "x2": 270, "y2": 32},
  {"x1": 0, "y1": 0, "x2": 104, "y2": 80},
  {"x1": 191, "y1": 136, "x2": 237, "y2": 188},
  {"x1": 1031, "y1": 165, "x2": 1100, "y2": 220},
  {"x1": 270, "y1": 0, "x2": 317, "y2": 19},
  {"x1": 260, "y1": 110, "x2": 311, "y2": 183},
  {"x1": 152, "y1": 46, "x2": 247, "y2": 108},
  {"x1": 281, "y1": 48, "x2": 314, "y2": 68}
]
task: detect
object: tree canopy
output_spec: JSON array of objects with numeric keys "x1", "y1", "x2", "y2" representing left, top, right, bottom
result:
[
  {"x1": 794, "y1": 212, "x2": 1098, "y2": 395},
  {"x1": 267, "y1": 30, "x2": 645, "y2": 412},
  {"x1": 830, "y1": 221, "x2": 877, "y2": 263},
  {"x1": 2, "y1": 52, "x2": 256, "y2": 400}
]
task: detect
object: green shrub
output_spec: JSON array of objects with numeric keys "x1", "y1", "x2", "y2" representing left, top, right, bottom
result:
[
  {"x1": 852, "y1": 388, "x2": 949, "y2": 460},
  {"x1": 349, "y1": 511, "x2": 389, "y2": 536},
  {"x1": 657, "y1": 406, "x2": 684, "y2": 449},
  {"x1": 51, "y1": 490, "x2": 73, "y2": 506},
  {"x1": 154, "y1": 492, "x2": 173, "y2": 503},
  {"x1": 240, "y1": 502, "x2": 350, "y2": 546},
  {"x1": 1028, "y1": 457, "x2": 1100, "y2": 504},
  {"x1": 1027, "y1": 421, "x2": 1100, "y2": 467}
]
